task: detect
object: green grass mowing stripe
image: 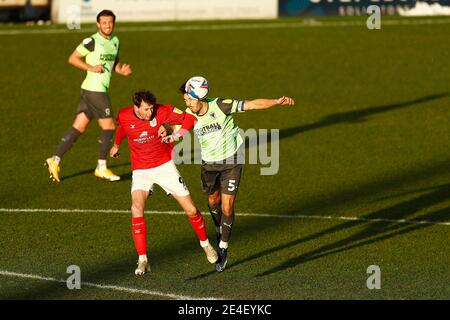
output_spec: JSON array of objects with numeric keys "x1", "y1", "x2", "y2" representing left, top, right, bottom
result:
[
  {"x1": 1, "y1": 17, "x2": 450, "y2": 35},
  {"x1": 0, "y1": 208, "x2": 449, "y2": 226},
  {"x1": 0, "y1": 270, "x2": 223, "y2": 300}
]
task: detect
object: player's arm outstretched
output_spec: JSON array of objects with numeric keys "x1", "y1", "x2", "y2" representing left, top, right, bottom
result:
[{"x1": 243, "y1": 96, "x2": 295, "y2": 111}]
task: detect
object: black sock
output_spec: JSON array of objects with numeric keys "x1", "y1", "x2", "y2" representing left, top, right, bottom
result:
[
  {"x1": 220, "y1": 213, "x2": 235, "y2": 243},
  {"x1": 208, "y1": 202, "x2": 222, "y2": 229},
  {"x1": 55, "y1": 127, "x2": 82, "y2": 158},
  {"x1": 99, "y1": 129, "x2": 114, "y2": 160}
]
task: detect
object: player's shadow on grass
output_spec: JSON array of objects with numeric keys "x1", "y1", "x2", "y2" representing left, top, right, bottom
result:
[
  {"x1": 256, "y1": 183, "x2": 450, "y2": 277},
  {"x1": 278, "y1": 92, "x2": 449, "y2": 140},
  {"x1": 2, "y1": 253, "x2": 137, "y2": 299},
  {"x1": 14, "y1": 159, "x2": 448, "y2": 296},
  {"x1": 3, "y1": 239, "x2": 203, "y2": 299},
  {"x1": 187, "y1": 182, "x2": 449, "y2": 281},
  {"x1": 60, "y1": 162, "x2": 131, "y2": 181},
  {"x1": 118, "y1": 172, "x2": 132, "y2": 181}
]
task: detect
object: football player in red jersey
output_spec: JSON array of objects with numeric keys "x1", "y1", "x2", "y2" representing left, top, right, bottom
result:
[{"x1": 110, "y1": 90, "x2": 217, "y2": 275}]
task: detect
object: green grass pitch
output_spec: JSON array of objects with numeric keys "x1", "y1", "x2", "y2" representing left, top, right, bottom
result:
[{"x1": 0, "y1": 16, "x2": 449, "y2": 299}]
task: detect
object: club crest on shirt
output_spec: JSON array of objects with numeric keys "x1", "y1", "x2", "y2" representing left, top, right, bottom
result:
[{"x1": 149, "y1": 118, "x2": 157, "y2": 127}]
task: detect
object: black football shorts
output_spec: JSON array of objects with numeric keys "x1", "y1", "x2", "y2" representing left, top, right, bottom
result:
[
  {"x1": 76, "y1": 89, "x2": 113, "y2": 119},
  {"x1": 200, "y1": 152, "x2": 244, "y2": 196}
]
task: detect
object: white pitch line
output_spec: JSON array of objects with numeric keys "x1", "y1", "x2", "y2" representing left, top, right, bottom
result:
[
  {"x1": 0, "y1": 270, "x2": 221, "y2": 300},
  {"x1": 0, "y1": 18, "x2": 450, "y2": 35},
  {"x1": 0, "y1": 208, "x2": 449, "y2": 226}
]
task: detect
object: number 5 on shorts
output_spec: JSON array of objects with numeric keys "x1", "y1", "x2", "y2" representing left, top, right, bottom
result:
[{"x1": 228, "y1": 179, "x2": 236, "y2": 192}]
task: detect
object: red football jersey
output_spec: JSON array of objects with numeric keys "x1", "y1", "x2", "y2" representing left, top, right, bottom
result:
[{"x1": 115, "y1": 104, "x2": 195, "y2": 170}]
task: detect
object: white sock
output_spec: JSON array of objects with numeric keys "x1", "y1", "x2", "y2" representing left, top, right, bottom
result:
[
  {"x1": 138, "y1": 254, "x2": 147, "y2": 262},
  {"x1": 97, "y1": 159, "x2": 107, "y2": 170},
  {"x1": 53, "y1": 156, "x2": 61, "y2": 165},
  {"x1": 219, "y1": 241, "x2": 228, "y2": 249},
  {"x1": 200, "y1": 239, "x2": 211, "y2": 248}
]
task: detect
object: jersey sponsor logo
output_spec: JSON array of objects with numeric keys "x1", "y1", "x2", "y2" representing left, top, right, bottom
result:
[
  {"x1": 130, "y1": 124, "x2": 135, "y2": 129},
  {"x1": 149, "y1": 118, "x2": 157, "y2": 127},
  {"x1": 100, "y1": 53, "x2": 116, "y2": 62},
  {"x1": 194, "y1": 122, "x2": 222, "y2": 136},
  {"x1": 133, "y1": 131, "x2": 155, "y2": 144},
  {"x1": 210, "y1": 112, "x2": 216, "y2": 119}
]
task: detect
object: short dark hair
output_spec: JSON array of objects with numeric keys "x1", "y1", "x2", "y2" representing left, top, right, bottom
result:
[
  {"x1": 133, "y1": 90, "x2": 157, "y2": 107},
  {"x1": 178, "y1": 81, "x2": 187, "y2": 94},
  {"x1": 97, "y1": 10, "x2": 116, "y2": 23}
]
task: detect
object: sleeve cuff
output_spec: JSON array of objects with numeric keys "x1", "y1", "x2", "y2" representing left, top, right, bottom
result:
[{"x1": 237, "y1": 100, "x2": 245, "y2": 113}]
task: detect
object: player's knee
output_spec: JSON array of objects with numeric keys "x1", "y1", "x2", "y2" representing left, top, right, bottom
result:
[
  {"x1": 73, "y1": 125, "x2": 86, "y2": 134},
  {"x1": 221, "y1": 202, "x2": 234, "y2": 215},
  {"x1": 208, "y1": 193, "x2": 221, "y2": 207},
  {"x1": 131, "y1": 203, "x2": 145, "y2": 216},
  {"x1": 208, "y1": 199, "x2": 220, "y2": 210},
  {"x1": 102, "y1": 123, "x2": 115, "y2": 130},
  {"x1": 99, "y1": 119, "x2": 116, "y2": 131},
  {"x1": 185, "y1": 206, "x2": 198, "y2": 217}
]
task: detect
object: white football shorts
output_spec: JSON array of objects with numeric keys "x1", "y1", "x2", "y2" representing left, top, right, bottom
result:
[{"x1": 131, "y1": 160, "x2": 190, "y2": 196}]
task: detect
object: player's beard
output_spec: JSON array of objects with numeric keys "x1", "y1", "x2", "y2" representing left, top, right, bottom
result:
[
  {"x1": 193, "y1": 101, "x2": 206, "y2": 115},
  {"x1": 188, "y1": 101, "x2": 200, "y2": 115},
  {"x1": 99, "y1": 25, "x2": 114, "y2": 38},
  {"x1": 101, "y1": 29, "x2": 113, "y2": 38}
]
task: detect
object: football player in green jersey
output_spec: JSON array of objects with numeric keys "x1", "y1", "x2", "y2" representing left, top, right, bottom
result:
[
  {"x1": 45, "y1": 10, "x2": 132, "y2": 183},
  {"x1": 163, "y1": 76, "x2": 294, "y2": 272}
]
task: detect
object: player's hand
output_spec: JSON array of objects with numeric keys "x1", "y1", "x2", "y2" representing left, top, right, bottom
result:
[
  {"x1": 161, "y1": 134, "x2": 181, "y2": 144},
  {"x1": 109, "y1": 144, "x2": 120, "y2": 158},
  {"x1": 276, "y1": 96, "x2": 295, "y2": 106},
  {"x1": 90, "y1": 65, "x2": 105, "y2": 73},
  {"x1": 118, "y1": 64, "x2": 132, "y2": 76},
  {"x1": 158, "y1": 126, "x2": 168, "y2": 139},
  {"x1": 161, "y1": 135, "x2": 174, "y2": 144}
]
